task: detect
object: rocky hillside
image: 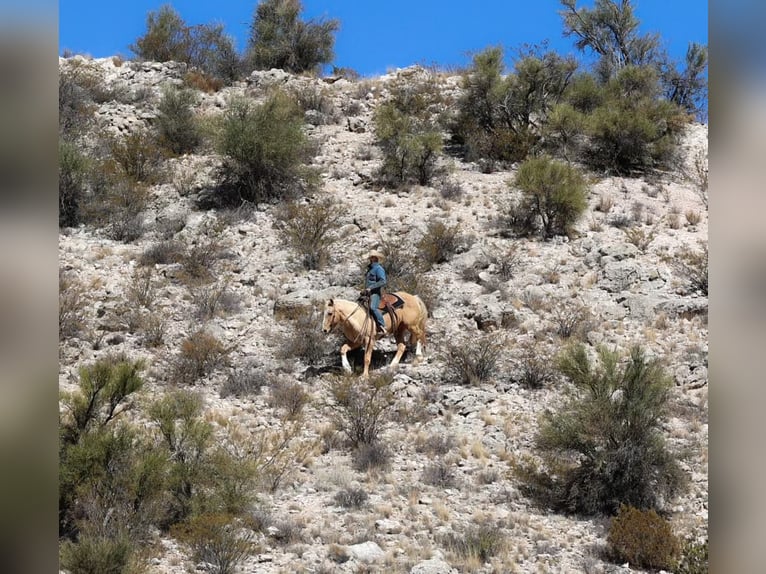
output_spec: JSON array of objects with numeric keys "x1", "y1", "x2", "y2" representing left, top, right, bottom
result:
[{"x1": 59, "y1": 56, "x2": 708, "y2": 573}]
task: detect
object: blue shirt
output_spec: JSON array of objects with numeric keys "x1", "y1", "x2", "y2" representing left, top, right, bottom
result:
[{"x1": 365, "y1": 262, "x2": 387, "y2": 293}]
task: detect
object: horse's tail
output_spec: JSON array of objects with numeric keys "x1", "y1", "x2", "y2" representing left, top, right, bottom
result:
[{"x1": 415, "y1": 295, "x2": 428, "y2": 351}]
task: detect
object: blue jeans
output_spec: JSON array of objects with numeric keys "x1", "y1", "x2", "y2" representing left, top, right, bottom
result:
[{"x1": 370, "y1": 293, "x2": 385, "y2": 330}]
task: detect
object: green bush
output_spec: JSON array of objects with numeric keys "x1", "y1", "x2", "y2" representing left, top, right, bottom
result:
[
  {"x1": 59, "y1": 355, "x2": 149, "y2": 537},
  {"x1": 215, "y1": 92, "x2": 316, "y2": 206},
  {"x1": 59, "y1": 534, "x2": 134, "y2": 574},
  {"x1": 245, "y1": 0, "x2": 339, "y2": 74},
  {"x1": 131, "y1": 4, "x2": 240, "y2": 85},
  {"x1": 374, "y1": 101, "x2": 443, "y2": 187},
  {"x1": 607, "y1": 505, "x2": 681, "y2": 571},
  {"x1": 156, "y1": 85, "x2": 201, "y2": 155},
  {"x1": 274, "y1": 198, "x2": 340, "y2": 270},
  {"x1": 59, "y1": 141, "x2": 89, "y2": 228},
  {"x1": 582, "y1": 65, "x2": 689, "y2": 174},
  {"x1": 451, "y1": 46, "x2": 577, "y2": 168},
  {"x1": 523, "y1": 344, "x2": 686, "y2": 515},
  {"x1": 511, "y1": 155, "x2": 588, "y2": 239},
  {"x1": 372, "y1": 72, "x2": 445, "y2": 187}
]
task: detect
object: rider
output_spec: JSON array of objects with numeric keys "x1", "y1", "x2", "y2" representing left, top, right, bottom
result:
[{"x1": 363, "y1": 250, "x2": 388, "y2": 335}]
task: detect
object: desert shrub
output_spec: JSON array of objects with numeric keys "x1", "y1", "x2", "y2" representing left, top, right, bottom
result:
[
  {"x1": 483, "y1": 243, "x2": 521, "y2": 281},
  {"x1": 512, "y1": 155, "x2": 588, "y2": 239},
  {"x1": 245, "y1": 0, "x2": 339, "y2": 74},
  {"x1": 522, "y1": 344, "x2": 686, "y2": 515},
  {"x1": 173, "y1": 330, "x2": 229, "y2": 384},
  {"x1": 131, "y1": 5, "x2": 240, "y2": 85},
  {"x1": 421, "y1": 459, "x2": 457, "y2": 488},
  {"x1": 156, "y1": 85, "x2": 201, "y2": 155},
  {"x1": 215, "y1": 92, "x2": 316, "y2": 206},
  {"x1": 673, "y1": 241, "x2": 708, "y2": 295},
  {"x1": 179, "y1": 234, "x2": 227, "y2": 283},
  {"x1": 334, "y1": 487, "x2": 369, "y2": 509},
  {"x1": 220, "y1": 361, "x2": 268, "y2": 398},
  {"x1": 59, "y1": 64, "x2": 97, "y2": 139},
  {"x1": 171, "y1": 513, "x2": 254, "y2": 574},
  {"x1": 444, "y1": 333, "x2": 504, "y2": 386},
  {"x1": 274, "y1": 198, "x2": 340, "y2": 270},
  {"x1": 268, "y1": 378, "x2": 309, "y2": 419},
  {"x1": 607, "y1": 505, "x2": 681, "y2": 571},
  {"x1": 623, "y1": 225, "x2": 657, "y2": 253},
  {"x1": 495, "y1": 197, "x2": 538, "y2": 239},
  {"x1": 550, "y1": 298, "x2": 592, "y2": 339},
  {"x1": 190, "y1": 280, "x2": 240, "y2": 320},
  {"x1": 440, "y1": 179, "x2": 464, "y2": 200},
  {"x1": 126, "y1": 267, "x2": 158, "y2": 310},
  {"x1": 415, "y1": 433, "x2": 456, "y2": 456},
  {"x1": 328, "y1": 373, "x2": 395, "y2": 448},
  {"x1": 416, "y1": 218, "x2": 465, "y2": 268},
  {"x1": 268, "y1": 518, "x2": 305, "y2": 545},
  {"x1": 59, "y1": 140, "x2": 89, "y2": 227},
  {"x1": 74, "y1": 153, "x2": 151, "y2": 242},
  {"x1": 106, "y1": 129, "x2": 165, "y2": 185},
  {"x1": 677, "y1": 537, "x2": 708, "y2": 574},
  {"x1": 514, "y1": 341, "x2": 556, "y2": 389},
  {"x1": 138, "y1": 314, "x2": 167, "y2": 348},
  {"x1": 290, "y1": 83, "x2": 339, "y2": 125},
  {"x1": 139, "y1": 239, "x2": 185, "y2": 266},
  {"x1": 59, "y1": 269, "x2": 87, "y2": 340},
  {"x1": 440, "y1": 521, "x2": 506, "y2": 564},
  {"x1": 277, "y1": 308, "x2": 334, "y2": 366},
  {"x1": 351, "y1": 441, "x2": 391, "y2": 472}
]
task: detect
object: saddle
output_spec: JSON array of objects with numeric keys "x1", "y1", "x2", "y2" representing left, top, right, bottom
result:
[
  {"x1": 378, "y1": 293, "x2": 405, "y2": 312},
  {"x1": 360, "y1": 292, "x2": 404, "y2": 333}
]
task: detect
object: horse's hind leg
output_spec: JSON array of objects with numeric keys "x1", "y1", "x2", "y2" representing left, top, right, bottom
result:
[
  {"x1": 409, "y1": 328, "x2": 424, "y2": 363},
  {"x1": 389, "y1": 329, "x2": 407, "y2": 369}
]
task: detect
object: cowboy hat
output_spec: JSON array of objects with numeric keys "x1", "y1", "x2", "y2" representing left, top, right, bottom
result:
[{"x1": 365, "y1": 249, "x2": 385, "y2": 262}]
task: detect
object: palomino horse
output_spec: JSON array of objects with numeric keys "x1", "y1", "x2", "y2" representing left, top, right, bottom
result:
[{"x1": 322, "y1": 292, "x2": 428, "y2": 377}]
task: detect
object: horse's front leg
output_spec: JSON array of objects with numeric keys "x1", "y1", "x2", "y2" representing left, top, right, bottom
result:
[
  {"x1": 363, "y1": 336, "x2": 374, "y2": 378},
  {"x1": 340, "y1": 343, "x2": 354, "y2": 373}
]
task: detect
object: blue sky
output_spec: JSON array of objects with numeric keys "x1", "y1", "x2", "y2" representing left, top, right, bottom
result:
[{"x1": 59, "y1": 1, "x2": 707, "y2": 77}]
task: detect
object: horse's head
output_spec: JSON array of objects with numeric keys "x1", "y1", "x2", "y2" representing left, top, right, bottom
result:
[{"x1": 322, "y1": 299, "x2": 337, "y2": 333}]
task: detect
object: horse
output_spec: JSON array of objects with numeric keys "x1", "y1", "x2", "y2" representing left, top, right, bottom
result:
[{"x1": 322, "y1": 292, "x2": 428, "y2": 377}]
